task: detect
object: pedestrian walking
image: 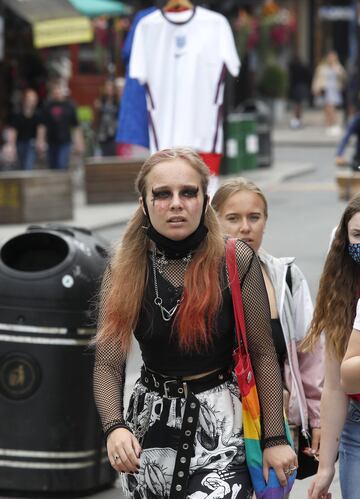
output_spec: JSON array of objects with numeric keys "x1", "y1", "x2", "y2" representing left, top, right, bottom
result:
[
  {"x1": 304, "y1": 193, "x2": 360, "y2": 499},
  {"x1": 93, "y1": 148, "x2": 296, "y2": 498},
  {"x1": 212, "y1": 178, "x2": 324, "y2": 487},
  {"x1": 288, "y1": 54, "x2": 311, "y2": 129},
  {"x1": 37, "y1": 81, "x2": 83, "y2": 169},
  {"x1": 335, "y1": 110, "x2": 360, "y2": 169},
  {"x1": 93, "y1": 79, "x2": 120, "y2": 157},
  {"x1": 6, "y1": 88, "x2": 41, "y2": 170},
  {"x1": 312, "y1": 50, "x2": 346, "y2": 137}
]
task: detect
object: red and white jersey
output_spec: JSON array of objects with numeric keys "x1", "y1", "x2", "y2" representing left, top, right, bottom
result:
[{"x1": 129, "y1": 7, "x2": 240, "y2": 153}]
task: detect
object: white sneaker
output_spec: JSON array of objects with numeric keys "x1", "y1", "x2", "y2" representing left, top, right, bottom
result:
[
  {"x1": 290, "y1": 118, "x2": 301, "y2": 129},
  {"x1": 327, "y1": 125, "x2": 342, "y2": 137}
]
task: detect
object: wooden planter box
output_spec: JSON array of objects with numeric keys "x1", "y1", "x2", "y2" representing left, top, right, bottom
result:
[
  {"x1": 335, "y1": 171, "x2": 360, "y2": 201},
  {"x1": 0, "y1": 171, "x2": 73, "y2": 224},
  {"x1": 84, "y1": 157, "x2": 143, "y2": 204}
]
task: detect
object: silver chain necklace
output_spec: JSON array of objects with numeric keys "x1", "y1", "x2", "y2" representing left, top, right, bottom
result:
[{"x1": 151, "y1": 248, "x2": 192, "y2": 322}]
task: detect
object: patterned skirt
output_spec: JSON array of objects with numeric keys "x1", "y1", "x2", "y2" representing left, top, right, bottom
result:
[{"x1": 120, "y1": 371, "x2": 252, "y2": 499}]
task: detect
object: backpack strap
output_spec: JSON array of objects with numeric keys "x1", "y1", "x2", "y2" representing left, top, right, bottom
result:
[{"x1": 286, "y1": 265, "x2": 292, "y2": 295}]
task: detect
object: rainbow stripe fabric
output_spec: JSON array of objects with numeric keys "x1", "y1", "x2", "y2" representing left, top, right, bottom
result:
[{"x1": 241, "y1": 365, "x2": 296, "y2": 498}]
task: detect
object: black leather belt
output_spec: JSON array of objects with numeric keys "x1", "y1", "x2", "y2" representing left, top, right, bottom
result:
[
  {"x1": 140, "y1": 366, "x2": 231, "y2": 499},
  {"x1": 140, "y1": 366, "x2": 231, "y2": 398}
]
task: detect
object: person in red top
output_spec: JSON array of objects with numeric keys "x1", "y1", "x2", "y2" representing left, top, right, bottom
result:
[{"x1": 303, "y1": 193, "x2": 360, "y2": 499}]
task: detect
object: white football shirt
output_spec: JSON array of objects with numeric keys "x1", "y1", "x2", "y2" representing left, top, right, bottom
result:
[{"x1": 129, "y1": 7, "x2": 240, "y2": 153}]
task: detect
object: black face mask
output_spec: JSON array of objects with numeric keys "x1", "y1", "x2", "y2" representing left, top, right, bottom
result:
[{"x1": 143, "y1": 196, "x2": 209, "y2": 259}]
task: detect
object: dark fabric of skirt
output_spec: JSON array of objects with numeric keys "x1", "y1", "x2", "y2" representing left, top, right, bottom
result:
[{"x1": 120, "y1": 375, "x2": 253, "y2": 498}]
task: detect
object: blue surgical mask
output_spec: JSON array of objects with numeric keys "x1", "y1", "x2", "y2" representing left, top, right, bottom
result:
[{"x1": 348, "y1": 243, "x2": 360, "y2": 264}]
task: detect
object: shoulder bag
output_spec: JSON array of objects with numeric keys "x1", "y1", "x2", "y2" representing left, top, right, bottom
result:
[{"x1": 226, "y1": 238, "x2": 296, "y2": 498}]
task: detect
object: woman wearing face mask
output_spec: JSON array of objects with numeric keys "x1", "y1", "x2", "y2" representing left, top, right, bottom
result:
[
  {"x1": 93, "y1": 149, "x2": 296, "y2": 499},
  {"x1": 304, "y1": 193, "x2": 360, "y2": 499},
  {"x1": 212, "y1": 178, "x2": 324, "y2": 488}
]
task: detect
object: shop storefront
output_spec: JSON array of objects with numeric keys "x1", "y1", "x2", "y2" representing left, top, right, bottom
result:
[{"x1": 0, "y1": 0, "x2": 131, "y2": 126}]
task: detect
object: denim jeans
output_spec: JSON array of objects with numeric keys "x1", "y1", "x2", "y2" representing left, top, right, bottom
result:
[
  {"x1": 47, "y1": 143, "x2": 71, "y2": 170},
  {"x1": 339, "y1": 398, "x2": 360, "y2": 499},
  {"x1": 17, "y1": 140, "x2": 36, "y2": 170}
]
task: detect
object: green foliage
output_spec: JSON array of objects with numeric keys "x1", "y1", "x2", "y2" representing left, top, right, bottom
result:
[{"x1": 258, "y1": 63, "x2": 288, "y2": 98}]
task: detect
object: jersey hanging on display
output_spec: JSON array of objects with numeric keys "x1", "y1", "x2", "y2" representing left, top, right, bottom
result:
[
  {"x1": 116, "y1": 6, "x2": 156, "y2": 149},
  {"x1": 129, "y1": 6, "x2": 240, "y2": 154}
]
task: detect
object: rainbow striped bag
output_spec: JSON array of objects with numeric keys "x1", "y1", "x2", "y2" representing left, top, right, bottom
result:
[{"x1": 226, "y1": 239, "x2": 296, "y2": 498}]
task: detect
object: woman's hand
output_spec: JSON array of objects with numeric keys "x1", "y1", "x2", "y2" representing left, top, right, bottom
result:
[
  {"x1": 308, "y1": 467, "x2": 335, "y2": 498},
  {"x1": 107, "y1": 427, "x2": 142, "y2": 473},
  {"x1": 263, "y1": 444, "x2": 298, "y2": 487}
]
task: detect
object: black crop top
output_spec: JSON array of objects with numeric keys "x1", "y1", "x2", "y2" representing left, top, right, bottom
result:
[
  {"x1": 94, "y1": 239, "x2": 288, "y2": 448},
  {"x1": 133, "y1": 254, "x2": 234, "y2": 376},
  {"x1": 271, "y1": 318, "x2": 287, "y2": 368}
]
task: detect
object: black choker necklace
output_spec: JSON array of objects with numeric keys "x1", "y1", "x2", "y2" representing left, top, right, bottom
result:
[{"x1": 146, "y1": 223, "x2": 208, "y2": 259}]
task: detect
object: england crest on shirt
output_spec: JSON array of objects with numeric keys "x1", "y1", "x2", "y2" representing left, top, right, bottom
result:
[{"x1": 175, "y1": 35, "x2": 186, "y2": 49}]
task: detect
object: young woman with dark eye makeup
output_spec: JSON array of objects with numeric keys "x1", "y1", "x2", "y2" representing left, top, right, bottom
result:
[{"x1": 93, "y1": 148, "x2": 296, "y2": 499}]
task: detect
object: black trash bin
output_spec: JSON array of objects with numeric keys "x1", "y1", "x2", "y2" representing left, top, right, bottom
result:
[
  {"x1": 242, "y1": 100, "x2": 273, "y2": 168},
  {"x1": 0, "y1": 225, "x2": 115, "y2": 495}
]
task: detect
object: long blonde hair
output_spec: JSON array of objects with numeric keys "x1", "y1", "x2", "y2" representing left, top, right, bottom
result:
[
  {"x1": 302, "y1": 194, "x2": 360, "y2": 360},
  {"x1": 96, "y1": 148, "x2": 225, "y2": 354}
]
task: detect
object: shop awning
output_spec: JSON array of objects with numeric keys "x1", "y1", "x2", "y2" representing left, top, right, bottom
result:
[
  {"x1": 3, "y1": 0, "x2": 93, "y2": 48},
  {"x1": 3, "y1": 0, "x2": 83, "y2": 24},
  {"x1": 69, "y1": 0, "x2": 132, "y2": 18}
]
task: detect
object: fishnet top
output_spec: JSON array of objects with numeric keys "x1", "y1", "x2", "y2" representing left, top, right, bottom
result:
[{"x1": 94, "y1": 239, "x2": 287, "y2": 447}]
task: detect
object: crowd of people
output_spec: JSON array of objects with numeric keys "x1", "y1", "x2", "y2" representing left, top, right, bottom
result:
[
  {"x1": 1, "y1": 77, "x2": 123, "y2": 172},
  {"x1": 1, "y1": 48, "x2": 358, "y2": 173}
]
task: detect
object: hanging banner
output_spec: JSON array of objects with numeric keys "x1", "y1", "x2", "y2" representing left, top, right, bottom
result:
[{"x1": 33, "y1": 17, "x2": 93, "y2": 48}]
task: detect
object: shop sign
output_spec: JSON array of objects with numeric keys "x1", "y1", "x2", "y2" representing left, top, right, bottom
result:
[
  {"x1": 319, "y1": 6, "x2": 354, "y2": 21},
  {"x1": 33, "y1": 16, "x2": 93, "y2": 48}
]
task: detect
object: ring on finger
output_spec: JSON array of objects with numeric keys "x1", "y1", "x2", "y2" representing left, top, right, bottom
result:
[{"x1": 284, "y1": 465, "x2": 297, "y2": 476}]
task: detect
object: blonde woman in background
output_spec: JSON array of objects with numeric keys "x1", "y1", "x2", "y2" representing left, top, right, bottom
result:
[
  {"x1": 312, "y1": 50, "x2": 346, "y2": 137},
  {"x1": 212, "y1": 178, "x2": 324, "y2": 487}
]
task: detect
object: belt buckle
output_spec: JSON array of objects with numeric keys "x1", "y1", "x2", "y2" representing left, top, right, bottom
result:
[{"x1": 163, "y1": 379, "x2": 188, "y2": 399}]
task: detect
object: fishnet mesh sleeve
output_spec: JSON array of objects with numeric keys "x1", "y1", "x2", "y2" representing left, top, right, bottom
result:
[
  {"x1": 93, "y1": 267, "x2": 129, "y2": 440},
  {"x1": 235, "y1": 240, "x2": 288, "y2": 448}
]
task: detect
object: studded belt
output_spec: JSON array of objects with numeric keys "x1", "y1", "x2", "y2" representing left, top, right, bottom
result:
[{"x1": 140, "y1": 366, "x2": 231, "y2": 499}]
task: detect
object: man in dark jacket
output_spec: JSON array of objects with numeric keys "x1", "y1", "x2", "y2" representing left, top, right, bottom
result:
[{"x1": 37, "y1": 81, "x2": 83, "y2": 169}]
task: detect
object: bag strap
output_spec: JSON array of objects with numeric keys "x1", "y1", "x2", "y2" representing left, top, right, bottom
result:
[
  {"x1": 225, "y1": 238, "x2": 249, "y2": 356},
  {"x1": 286, "y1": 264, "x2": 292, "y2": 295}
]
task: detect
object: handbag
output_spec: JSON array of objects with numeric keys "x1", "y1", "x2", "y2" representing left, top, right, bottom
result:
[
  {"x1": 226, "y1": 238, "x2": 296, "y2": 498},
  {"x1": 295, "y1": 427, "x2": 319, "y2": 480}
]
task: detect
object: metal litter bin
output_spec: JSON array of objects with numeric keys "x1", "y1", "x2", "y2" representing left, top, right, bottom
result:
[
  {"x1": 242, "y1": 100, "x2": 273, "y2": 168},
  {"x1": 0, "y1": 224, "x2": 115, "y2": 495},
  {"x1": 226, "y1": 112, "x2": 258, "y2": 173}
]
